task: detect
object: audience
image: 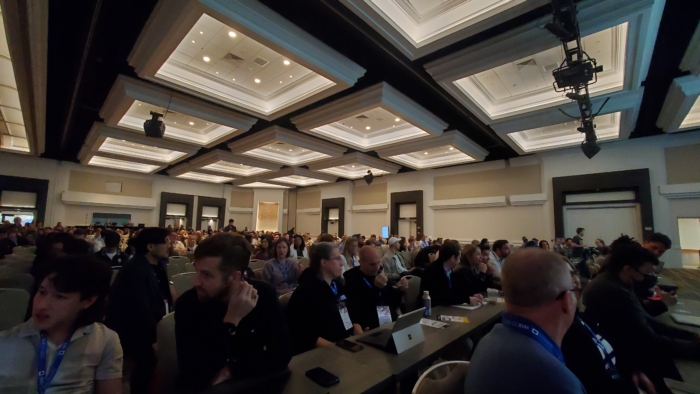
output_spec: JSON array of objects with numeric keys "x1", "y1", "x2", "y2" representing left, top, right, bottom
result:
[
  {"x1": 344, "y1": 246, "x2": 408, "y2": 332},
  {"x1": 464, "y1": 248, "x2": 586, "y2": 393},
  {"x1": 94, "y1": 230, "x2": 128, "y2": 266},
  {"x1": 262, "y1": 239, "x2": 302, "y2": 295},
  {"x1": 175, "y1": 233, "x2": 291, "y2": 391},
  {"x1": 489, "y1": 239, "x2": 510, "y2": 278},
  {"x1": 413, "y1": 243, "x2": 440, "y2": 269},
  {"x1": 0, "y1": 255, "x2": 122, "y2": 393},
  {"x1": 420, "y1": 241, "x2": 483, "y2": 307},
  {"x1": 289, "y1": 234, "x2": 308, "y2": 259},
  {"x1": 340, "y1": 236, "x2": 359, "y2": 271},
  {"x1": 382, "y1": 237, "x2": 422, "y2": 281},
  {"x1": 286, "y1": 242, "x2": 354, "y2": 355},
  {"x1": 106, "y1": 228, "x2": 172, "y2": 394},
  {"x1": 253, "y1": 236, "x2": 272, "y2": 260},
  {"x1": 454, "y1": 244, "x2": 495, "y2": 295},
  {"x1": 418, "y1": 234, "x2": 429, "y2": 249},
  {"x1": 539, "y1": 240, "x2": 550, "y2": 249}
]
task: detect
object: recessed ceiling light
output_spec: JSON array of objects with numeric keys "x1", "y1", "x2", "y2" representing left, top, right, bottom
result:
[
  {"x1": 192, "y1": 40, "x2": 195, "y2": 44},
  {"x1": 189, "y1": 122, "x2": 194, "y2": 125},
  {"x1": 199, "y1": 31, "x2": 203, "y2": 34},
  {"x1": 365, "y1": 126, "x2": 370, "y2": 130},
  {"x1": 229, "y1": 31, "x2": 236, "y2": 37},
  {"x1": 288, "y1": 149, "x2": 292, "y2": 151},
  {"x1": 203, "y1": 56, "x2": 210, "y2": 62},
  {"x1": 289, "y1": 75, "x2": 292, "y2": 78},
  {"x1": 232, "y1": 78, "x2": 236, "y2": 81},
  {"x1": 283, "y1": 60, "x2": 290, "y2": 65},
  {"x1": 174, "y1": 122, "x2": 177, "y2": 124},
  {"x1": 138, "y1": 104, "x2": 141, "y2": 106},
  {"x1": 254, "y1": 78, "x2": 261, "y2": 83},
  {"x1": 351, "y1": 165, "x2": 355, "y2": 168},
  {"x1": 424, "y1": 152, "x2": 428, "y2": 155},
  {"x1": 392, "y1": 125, "x2": 395, "y2": 128},
  {"x1": 215, "y1": 71, "x2": 219, "y2": 74},
  {"x1": 449, "y1": 147, "x2": 454, "y2": 150},
  {"x1": 350, "y1": 126, "x2": 353, "y2": 129},
  {"x1": 279, "y1": 81, "x2": 282, "y2": 83},
  {"x1": 395, "y1": 118, "x2": 400, "y2": 122}
]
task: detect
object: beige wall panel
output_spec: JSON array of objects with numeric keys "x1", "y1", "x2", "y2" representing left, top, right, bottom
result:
[
  {"x1": 352, "y1": 183, "x2": 387, "y2": 205},
  {"x1": 434, "y1": 165, "x2": 541, "y2": 200},
  {"x1": 665, "y1": 144, "x2": 700, "y2": 185},
  {"x1": 68, "y1": 170, "x2": 153, "y2": 198}
]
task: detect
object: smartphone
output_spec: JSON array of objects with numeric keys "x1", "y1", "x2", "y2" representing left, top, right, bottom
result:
[
  {"x1": 306, "y1": 367, "x2": 340, "y2": 387},
  {"x1": 335, "y1": 339, "x2": 364, "y2": 353}
]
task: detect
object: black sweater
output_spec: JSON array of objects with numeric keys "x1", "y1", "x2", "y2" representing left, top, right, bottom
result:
[
  {"x1": 343, "y1": 267, "x2": 403, "y2": 330},
  {"x1": 286, "y1": 270, "x2": 353, "y2": 355},
  {"x1": 453, "y1": 265, "x2": 494, "y2": 296},
  {"x1": 174, "y1": 279, "x2": 291, "y2": 392},
  {"x1": 419, "y1": 261, "x2": 468, "y2": 307}
]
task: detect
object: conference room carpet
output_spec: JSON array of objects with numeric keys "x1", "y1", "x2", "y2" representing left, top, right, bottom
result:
[{"x1": 663, "y1": 269, "x2": 700, "y2": 301}]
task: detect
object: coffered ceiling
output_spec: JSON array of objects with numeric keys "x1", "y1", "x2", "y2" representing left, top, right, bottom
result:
[
  {"x1": 308, "y1": 152, "x2": 401, "y2": 180},
  {"x1": 376, "y1": 130, "x2": 488, "y2": 169}
]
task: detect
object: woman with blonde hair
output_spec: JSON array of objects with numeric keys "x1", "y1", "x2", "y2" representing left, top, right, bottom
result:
[
  {"x1": 454, "y1": 244, "x2": 496, "y2": 295},
  {"x1": 340, "y1": 237, "x2": 359, "y2": 271}
]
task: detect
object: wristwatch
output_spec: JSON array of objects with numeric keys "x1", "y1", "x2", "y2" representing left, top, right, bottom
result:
[{"x1": 223, "y1": 322, "x2": 237, "y2": 336}]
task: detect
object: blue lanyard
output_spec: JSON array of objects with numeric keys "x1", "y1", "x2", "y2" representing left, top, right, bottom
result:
[
  {"x1": 330, "y1": 281, "x2": 338, "y2": 297},
  {"x1": 362, "y1": 278, "x2": 373, "y2": 289},
  {"x1": 276, "y1": 260, "x2": 290, "y2": 282},
  {"x1": 579, "y1": 318, "x2": 620, "y2": 379},
  {"x1": 501, "y1": 312, "x2": 565, "y2": 364},
  {"x1": 38, "y1": 332, "x2": 74, "y2": 394}
]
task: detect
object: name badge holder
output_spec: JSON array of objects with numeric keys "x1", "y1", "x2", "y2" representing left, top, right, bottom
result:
[{"x1": 331, "y1": 281, "x2": 353, "y2": 331}]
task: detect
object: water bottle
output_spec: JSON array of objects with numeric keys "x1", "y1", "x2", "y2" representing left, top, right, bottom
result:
[{"x1": 422, "y1": 291, "x2": 431, "y2": 317}]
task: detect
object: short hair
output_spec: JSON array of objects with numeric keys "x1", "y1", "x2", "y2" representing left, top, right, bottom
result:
[
  {"x1": 194, "y1": 233, "x2": 252, "y2": 275},
  {"x1": 435, "y1": 241, "x2": 461, "y2": 265},
  {"x1": 598, "y1": 246, "x2": 610, "y2": 256},
  {"x1": 479, "y1": 243, "x2": 491, "y2": 252},
  {"x1": 272, "y1": 238, "x2": 291, "y2": 258},
  {"x1": 134, "y1": 227, "x2": 169, "y2": 255},
  {"x1": 492, "y1": 240, "x2": 508, "y2": 252},
  {"x1": 501, "y1": 249, "x2": 571, "y2": 307},
  {"x1": 73, "y1": 228, "x2": 87, "y2": 237},
  {"x1": 308, "y1": 242, "x2": 336, "y2": 276},
  {"x1": 37, "y1": 255, "x2": 112, "y2": 327},
  {"x1": 229, "y1": 219, "x2": 234, "y2": 223},
  {"x1": 606, "y1": 243, "x2": 658, "y2": 274},
  {"x1": 319, "y1": 233, "x2": 335, "y2": 243},
  {"x1": 103, "y1": 231, "x2": 121, "y2": 248},
  {"x1": 646, "y1": 232, "x2": 672, "y2": 250},
  {"x1": 64, "y1": 238, "x2": 93, "y2": 255},
  {"x1": 576, "y1": 227, "x2": 585, "y2": 234}
]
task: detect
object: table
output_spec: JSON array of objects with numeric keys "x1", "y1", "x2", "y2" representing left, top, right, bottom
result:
[
  {"x1": 327, "y1": 302, "x2": 505, "y2": 381},
  {"x1": 660, "y1": 299, "x2": 700, "y2": 394}
]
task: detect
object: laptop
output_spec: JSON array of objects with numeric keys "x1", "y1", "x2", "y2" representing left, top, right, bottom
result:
[
  {"x1": 356, "y1": 307, "x2": 425, "y2": 354},
  {"x1": 671, "y1": 313, "x2": 700, "y2": 327}
]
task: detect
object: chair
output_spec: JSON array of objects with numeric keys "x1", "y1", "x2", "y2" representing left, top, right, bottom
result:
[
  {"x1": 12, "y1": 245, "x2": 36, "y2": 255},
  {"x1": 279, "y1": 292, "x2": 292, "y2": 312},
  {"x1": 156, "y1": 312, "x2": 178, "y2": 394},
  {"x1": 0, "y1": 289, "x2": 30, "y2": 331},
  {"x1": 378, "y1": 247, "x2": 388, "y2": 257},
  {"x1": 171, "y1": 273, "x2": 196, "y2": 297},
  {"x1": 0, "y1": 264, "x2": 32, "y2": 274},
  {"x1": 412, "y1": 361, "x2": 470, "y2": 394},
  {"x1": 166, "y1": 262, "x2": 184, "y2": 280},
  {"x1": 404, "y1": 276, "x2": 422, "y2": 312},
  {"x1": 4, "y1": 254, "x2": 35, "y2": 264},
  {"x1": 169, "y1": 256, "x2": 189, "y2": 265},
  {"x1": 298, "y1": 257, "x2": 309, "y2": 268},
  {"x1": 185, "y1": 252, "x2": 195, "y2": 262},
  {"x1": 183, "y1": 262, "x2": 196, "y2": 273},
  {"x1": 248, "y1": 259, "x2": 266, "y2": 271},
  {"x1": 400, "y1": 251, "x2": 413, "y2": 269},
  {"x1": 410, "y1": 249, "x2": 420, "y2": 262},
  {"x1": 0, "y1": 273, "x2": 34, "y2": 293},
  {"x1": 253, "y1": 268, "x2": 263, "y2": 280},
  {"x1": 429, "y1": 253, "x2": 437, "y2": 263}
]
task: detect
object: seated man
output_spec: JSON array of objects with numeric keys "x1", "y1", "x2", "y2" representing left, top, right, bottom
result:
[
  {"x1": 420, "y1": 241, "x2": 482, "y2": 308},
  {"x1": 175, "y1": 233, "x2": 291, "y2": 392},
  {"x1": 382, "y1": 237, "x2": 421, "y2": 281},
  {"x1": 94, "y1": 230, "x2": 128, "y2": 266},
  {"x1": 344, "y1": 246, "x2": 408, "y2": 331},
  {"x1": 464, "y1": 248, "x2": 586, "y2": 394},
  {"x1": 0, "y1": 255, "x2": 122, "y2": 393},
  {"x1": 582, "y1": 240, "x2": 700, "y2": 393}
]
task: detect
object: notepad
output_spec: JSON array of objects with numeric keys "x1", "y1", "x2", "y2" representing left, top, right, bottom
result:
[
  {"x1": 671, "y1": 313, "x2": 700, "y2": 327},
  {"x1": 420, "y1": 318, "x2": 449, "y2": 329}
]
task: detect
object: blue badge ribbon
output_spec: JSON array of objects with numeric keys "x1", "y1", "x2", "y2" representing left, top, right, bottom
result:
[
  {"x1": 501, "y1": 312, "x2": 565, "y2": 364},
  {"x1": 579, "y1": 318, "x2": 621, "y2": 379},
  {"x1": 38, "y1": 331, "x2": 74, "y2": 394}
]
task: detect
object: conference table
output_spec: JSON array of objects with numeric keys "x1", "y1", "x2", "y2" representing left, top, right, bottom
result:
[{"x1": 203, "y1": 302, "x2": 504, "y2": 394}]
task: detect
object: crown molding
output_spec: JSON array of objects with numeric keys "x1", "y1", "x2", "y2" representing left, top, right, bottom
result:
[
  {"x1": 187, "y1": 149, "x2": 282, "y2": 173},
  {"x1": 308, "y1": 152, "x2": 401, "y2": 174},
  {"x1": 659, "y1": 183, "x2": 700, "y2": 199},
  {"x1": 229, "y1": 207, "x2": 254, "y2": 213},
  {"x1": 429, "y1": 196, "x2": 507, "y2": 209},
  {"x1": 510, "y1": 193, "x2": 548, "y2": 206},
  {"x1": 61, "y1": 191, "x2": 157, "y2": 210},
  {"x1": 680, "y1": 20, "x2": 700, "y2": 75},
  {"x1": 349, "y1": 204, "x2": 388, "y2": 213},
  {"x1": 656, "y1": 75, "x2": 700, "y2": 132},
  {"x1": 376, "y1": 130, "x2": 488, "y2": 169}
]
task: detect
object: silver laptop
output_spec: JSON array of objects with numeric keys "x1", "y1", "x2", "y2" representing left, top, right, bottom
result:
[
  {"x1": 356, "y1": 307, "x2": 425, "y2": 354},
  {"x1": 671, "y1": 313, "x2": 700, "y2": 327}
]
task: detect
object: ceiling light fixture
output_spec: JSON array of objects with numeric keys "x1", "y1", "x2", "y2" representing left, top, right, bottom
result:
[
  {"x1": 395, "y1": 118, "x2": 400, "y2": 122},
  {"x1": 351, "y1": 165, "x2": 355, "y2": 168},
  {"x1": 289, "y1": 75, "x2": 292, "y2": 78},
  {"x1": 229, "y1": 31, "x2": 236, "y2": 37},
  {"x1": 289, "y1": 149, "x2": 293, "y2": 151},
  {"x1": 189, "y1": 122, "x2": 194, "y2": 125},
  {"x1": 232, "y1": 78, "x2": 236, "y2": 81},
  {"x1": 283, "y1": 60, "x2": 290, "y2": 65},
  {"x1": 424, "y1": 152, "x2": 428, "y2": 155},
  {"x1": 254, "y1": 78, "x2": 261, "y2": 83},
  {"x1": 215, "y1": 72, "x2": 219, "y2": 74},
  {"x1": 279, "y1": 81, "x2": 282, "y2": 83},
  {"x1": 199, "y1": 31, "x2": 203, "y2": 34},
  {"x1": 203, "y1": 56, "x2": 210, "y2": 62},
  {"x1": 449, "y1": 147, "x2": 454, "y2": 150},
  {"x1": 365, "y1": 126, "x2": 370, "y2": 130},
  {"x1": 192, "y1": 40, "x2": 196, "y2": 44}
]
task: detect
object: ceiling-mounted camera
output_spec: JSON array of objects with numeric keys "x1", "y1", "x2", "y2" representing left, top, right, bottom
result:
[{"x1": 144, "y1": 111, "x2": 165, "y2": 138}]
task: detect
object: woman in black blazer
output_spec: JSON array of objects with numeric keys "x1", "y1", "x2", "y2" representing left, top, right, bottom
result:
[{"x1": 286, "y1": 242, "x2": 356, "y2": 355}]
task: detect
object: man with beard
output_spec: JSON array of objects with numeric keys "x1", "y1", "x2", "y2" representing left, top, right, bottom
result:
[{"x1": 175, "y1": 233, "x2": 291, "y2": 392}]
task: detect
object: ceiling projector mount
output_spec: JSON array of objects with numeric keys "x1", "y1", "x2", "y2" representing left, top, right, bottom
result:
[{"x1": 545, "y1": 0, "x2": 607, "y2": 159}]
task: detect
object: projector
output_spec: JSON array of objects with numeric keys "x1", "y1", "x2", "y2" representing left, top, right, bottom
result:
[{"x1": 144, "y1": 111, "x2": 165, "y2": 138}]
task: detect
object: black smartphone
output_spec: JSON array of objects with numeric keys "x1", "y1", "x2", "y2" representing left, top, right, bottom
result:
[
  {"x1": 306, "y1": 367, "x2": 340, "y2": 387},
  {"x1": 335, "y1": 339, "x2": 364, "y2": 353}
]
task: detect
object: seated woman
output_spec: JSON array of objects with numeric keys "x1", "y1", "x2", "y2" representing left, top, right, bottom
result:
[
  {"x1": 286, "y1": 242, "x2": 356, "y2": 355},
  {"x1": 253, "y1": 236, "x2": 272, "y2": 260},
  {"x1": 539, "y1": 240, "x2": 550, "y2": 249},
  {"x1": 289, "y1": 234, "x2": 308, "y2": 259},
  {"x1": 340, "y1": 237, "x2": 359, "y2": 271},
  {"x1": 262, "y1": 239, "x2": 302, "y2": 295},
  {"x1": 454, "y1": 244, "x2": 495, "y2": 295}
]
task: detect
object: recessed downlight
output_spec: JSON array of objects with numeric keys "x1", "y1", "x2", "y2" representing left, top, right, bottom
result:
[
  {"x1": 203, "y1": 56, "x2": 210, "y2": 62},
  {"x1": 189, "y1": 122, "x2": 194, "y2": 125},
  {"x1": 254, "y1": 78, "x2": 261, "y2": 83},
  {"x1": 424, "y1": 152, "x2": 428, "y2": 155},
  {"x1": 283, "y1": 60, "x2": 290, "y2": 65},
  {"x1": 228, "y1": 31, "x2": 237, "y2": 37},
  {"x1": 365, "y1": 126, "x2": 371, "y2": 130},
  {"x1": 395, "y1": 118, "x2": 400, "y2": 122},
  {"x1": 199, "y1": 31, "x2": 203, "y2": 34},
  {"x1": 449, "y1": 147, "x2": 454, "y2": 150},
  {"x1": 192, "y1": 40, "x2": 195, "y2": 44}
]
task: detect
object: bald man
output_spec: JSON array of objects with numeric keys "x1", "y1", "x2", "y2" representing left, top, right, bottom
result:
[
  {"x1": 343, "y1": 246, "x2": 408, "y2": 333},
  {"x1": 464, "y1": 249, "x2": 585, "y2": 394}
]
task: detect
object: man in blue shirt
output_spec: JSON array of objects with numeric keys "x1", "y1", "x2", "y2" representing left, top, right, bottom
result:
[{"x1": 464, "y1": 248, "x2": 586, "y2": 394}]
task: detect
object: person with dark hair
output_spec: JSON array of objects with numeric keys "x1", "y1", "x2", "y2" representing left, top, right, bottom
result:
[
  {"x1": 289, "y1": 234, "x2": 308, "y2": 259},
  {"x1": 489, "y1": 240, "x2": 511, "y2": 278},
  {"x1": 175, "y1": 233, "x2": 291, "y2": 392},
  {"x1": 253, "y1": 236, "x2": 272, "y2": 260},
  {"x1": 0, "y1": 255, "x2": 122, "y2": 393},
  {"x1": 105, "y1": 227, "x2": 171, "y2": 394},
  {"x1": 582, "y1": 242, "x2": 700, "y2": 394},
  {"x1": 454, "y1": 244, "x2": 495, "y2": 295},
  {"x1": 412, "y1": 243, "x2": 440, "y2": 269},
  {"x1": 571, "y1": 227, "x2": 586, "y2": 259},
  {"x1": 318, "y1": 233, "x2": 335, "y2": 243},
  {"x1": 94, "y1": 231, "x2": 128, "y2": 266},
  {"x1": 262, "y1": 239, "x2": 302, "y2": 295},
  {"x1": 643, "y1": 232, "x2": 672, "y2": 258},
  {"x1": 539, "y1": 240, "x2": 550, "y2": 250},
  {"x1": 419, "y1": 241, "x2": 483, "y2": 308},
  {"x1": 286, "y1": 242, "x2": 355, "y2": 355},
  {"x1": 31, "y1": 232, "x2": 76, "y2": 277}
]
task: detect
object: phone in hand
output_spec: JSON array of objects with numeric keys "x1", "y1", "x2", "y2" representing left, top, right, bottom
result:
[
  {"x1": 335, "y1": 339, "x2": 364, "y2": 353},
  {"x1": 306, "y1": 367, "x2": 340, "y2": 387}
]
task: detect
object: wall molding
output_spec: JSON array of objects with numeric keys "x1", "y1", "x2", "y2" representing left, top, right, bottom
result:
[
  {"x1": 350, "y1": 204, "x2": 388, "y2": 213},
  {"x1": 61, "y1": 191, "x2": 157, "y2": 210},
  {"x1": 297, "y1": 207, "x2": 321, "y2": 214},
  {"x1": 229, "y1": 207, "x2": 253, "y2": 214},
  {"x1": 510, "y1": 193, "x2": 548, "y2": 206},
  {"x1": 659, "y1": 183, "x2": 700, "y2": 199},
  {"x1": 429, "y1": 196, "x2": 507, "y2": 209}
]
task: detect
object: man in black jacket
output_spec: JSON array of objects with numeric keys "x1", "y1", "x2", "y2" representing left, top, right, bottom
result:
[
  {"x1": 175, "y1": 232, "x2": 291, "y2": 392},
  {"x1": 94, "y1": 230, "x2": 128, "y2": 266},
  {"x1": 344, "y1": 246, "x2": 407, "y2": 332},
  {"x1": 224, "y1": 219, "x2": 237, "y2": 232},
  {"x1": 582, "y1": 242, "x2": 700, "y2": 394},
  {"x1": 106, "y1": 227, "x2": 172, "y2": 394},
  {"x1": 419, "y1": 241, "x2": 482, "y2": 307},
  {"x1": 412, "y1": 243, "x2": 440, "y2": 269}
]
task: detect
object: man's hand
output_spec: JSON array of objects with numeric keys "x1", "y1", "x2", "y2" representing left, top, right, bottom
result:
[
  {"x1": 478, "y1": 262, "x2": 488, "y2": 273},
  {"x1": 223, "y1": 281, "x2": 259, "y2": 326},
  {"x1": 632, "y1": 372, "x2": 657, "y2": 394},
  {"x1": 469, "y1": 294, "x2": 484, "y2": 306},
  {"x1": 486, "y1": 263, "x2": 495, "y2": 275},
  {"x1": 374, "y1": 272, "x2": 388, "y2": 289},
  {"x1": 396, "y1": 277, "x2": 409, "y2": 292}
]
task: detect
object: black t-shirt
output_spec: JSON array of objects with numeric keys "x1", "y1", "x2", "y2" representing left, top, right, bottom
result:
[
  {"x1": 572, "y1": 235, "x2": 583, "y2": 257},
  {"x1": 151, "y1": 260, "x2": 172, "y2": 306},
  {"x1": 343, "y1": 267, "x2": 403, "y2": 330}
]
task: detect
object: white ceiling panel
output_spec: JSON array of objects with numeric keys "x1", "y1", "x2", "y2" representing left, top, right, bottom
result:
[
  {"x1": 308, "y1": 152, "x2": 401, "y2": 180},
  {"x1": 377, "y1": 130, "x2": 488, "y2": 169}
]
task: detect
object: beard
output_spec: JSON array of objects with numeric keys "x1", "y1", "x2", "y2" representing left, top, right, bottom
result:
[{"x1": 196, "y1": 282, "x2": 231, "y2": 303}]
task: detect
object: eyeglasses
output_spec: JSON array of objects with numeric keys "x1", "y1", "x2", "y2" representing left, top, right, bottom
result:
[{"x1": 555, "y1": 287, "x2": 581, "y2": 300}]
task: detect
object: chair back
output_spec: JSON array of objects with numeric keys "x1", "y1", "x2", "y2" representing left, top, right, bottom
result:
[
  {"x1": 400, "y1": 251, "x2": 413, "y2": 269},
  {"x1": 428, "y1": 253, "x2": 437, "y2": 263},
  {"x1": 166, "y1": 262, "x2": 184, "y2": 280},
  {"x1": 248, "y1": 259, "x2": 266, "y2": 271},
  {"x1": 12, "y1": 245, "x2": 36, "y2": 255},
  {"x1": 185, "y1": 252, "x2": 195, "y2": 262},
  {"x1": 279, "y1": 292, "x2": 292, "y2": 312},
  {"x1": 378, "y1": 247, "x2": 388, "y2": 257},
  {"x1": 0, "y1": 263, "x2": 32, "y2": 274},
  {"x1": 297, "y1": 257, "x2": 309, "y2": 268},
  {"x1": 183, "y1": 262, "x2": 196, "y2": 273},
  {"x1": 253, "y1": 268, "x2": 263, "y2": 280},
  {"x1": 404, "y1": 276, "x2": 422, "y2": 312},
  {"x1": 156, "y1": 312, "x2": 178, "y2": 394},
  {"x1": 4, "y1": 254, "x2": 35, "y2": 264},
  {"x1": 171, "y1": 273, "x2": 196, "y2": 298},
  {"x1": 169, "y1": 256, "x2": 189, "y2": 265},
  {"x1": 412, "y1": 361, "x2": 470, "y2": 394},
  {"x1": 0, "y1": 289, "x2": 30, "y2": 331},
  {"x1": 0, "y1": 273, "x2": 34, "y2": 293},
  {"x1": 410, "y1": 249, "x2": 420, "y2": 262}
]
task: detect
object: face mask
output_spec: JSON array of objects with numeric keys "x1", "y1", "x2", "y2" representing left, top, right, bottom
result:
[{"x1": 633, "y1": 271, "x2": 657, "y2": 298}]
